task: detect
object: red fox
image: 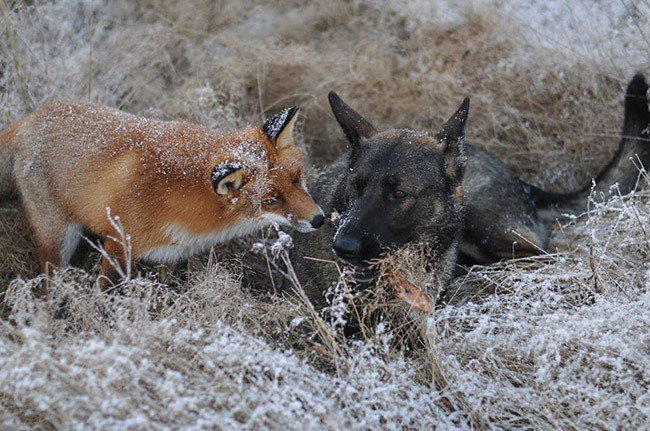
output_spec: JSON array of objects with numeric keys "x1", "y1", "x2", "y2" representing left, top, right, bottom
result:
[{"x1": 0, "y1": 102, "x2": 324, "y2": 287}]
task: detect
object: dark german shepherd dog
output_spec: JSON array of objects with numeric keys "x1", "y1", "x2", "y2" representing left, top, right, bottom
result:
[{"x1": 291, "y1": 74, "x2": 650, "y2": 307}]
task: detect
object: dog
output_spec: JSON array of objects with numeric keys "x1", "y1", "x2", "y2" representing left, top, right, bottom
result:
[{"x1": 290, "y1": 73, "x2": 650, "y2": 308}]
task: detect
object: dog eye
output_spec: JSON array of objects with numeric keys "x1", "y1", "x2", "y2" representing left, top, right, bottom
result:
[
  {"x1": 263, "y1": 196, "x2": 282, "y2": 206},
  {"x1": 392, "y1": 190, "x2": 408, "y2": 200}
]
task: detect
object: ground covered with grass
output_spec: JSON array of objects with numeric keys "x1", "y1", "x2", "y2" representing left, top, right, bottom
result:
[{"x1": 1, "y1": 0, "x2": 650, "y2": 429}]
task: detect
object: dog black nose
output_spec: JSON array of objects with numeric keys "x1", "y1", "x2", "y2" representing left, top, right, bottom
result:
[
  {"x1": 311, "y1": 213, "x2": 325, "y2": 228},
  {"x1": 333, "y1": 235, "x2": 362, "y2": 261}
]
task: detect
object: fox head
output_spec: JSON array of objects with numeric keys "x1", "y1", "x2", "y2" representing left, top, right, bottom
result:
[
  {"x1": 211, "y1": 107, "x2": 324, "y2": 232},
  {"x1": 327, "y1": 92, "x2": 468, "y2": 265}
]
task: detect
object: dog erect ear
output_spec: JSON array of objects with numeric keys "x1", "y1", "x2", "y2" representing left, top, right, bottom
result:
[
  {"x1": 212, "y1": 161, "x2": 246, "y2": 196},
  {"x1": 328, "y1": 91, "x2": 376, "y2": 150},
  {"x1": 436, "y1": 97, "x2": 470, "y2": 184},
  {"x1": 263, "y1": 106, "x2": 299, "y2": 150}
]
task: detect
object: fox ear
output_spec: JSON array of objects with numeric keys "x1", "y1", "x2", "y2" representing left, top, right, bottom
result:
[
  {"x1": 328, "y1": 91, "x2": 376, "y2": 150},
  {"x1": 435, "y1": 97, "x2": 469, "y2": 184},
  {"x1": 212, "y1": 162, "x2": 246, "y2": 196},
  {"x1": 263, "y1": 106, "x2": 299, "y2": 150}
]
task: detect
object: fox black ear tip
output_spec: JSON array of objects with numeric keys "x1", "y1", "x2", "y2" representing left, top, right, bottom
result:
[
  {"x1": 462, "y1": 97, "x2": 470, "y2": 109},
  {"x1": 287, "y1": 105, "x2": 299, "y2": 118}
]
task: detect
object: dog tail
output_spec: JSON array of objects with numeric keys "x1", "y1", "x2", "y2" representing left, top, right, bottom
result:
[
  {"x1": 532, "y1": 73, "x2": 650, "y2": 221},
  {"x1": 0, "y1": 121, "x2": 19, "y2": 200}
]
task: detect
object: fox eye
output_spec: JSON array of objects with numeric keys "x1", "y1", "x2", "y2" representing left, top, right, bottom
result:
[
  {"x1": 392, "y1": 190, "x2": 408, "y2": 200},
  {"x1": 263, "y1": 196, "x2": 282, "y2": 206},
  {"x1": 293, "y1": 172, "x2": 301, "y2": 185}
]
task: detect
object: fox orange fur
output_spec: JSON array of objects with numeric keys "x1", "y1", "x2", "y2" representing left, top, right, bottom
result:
[{"x1": 0, "y1": 102, "x2": 324, "y2": 287}]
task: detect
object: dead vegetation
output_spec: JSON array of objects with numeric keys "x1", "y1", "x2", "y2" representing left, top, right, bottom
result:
[{"x1": 1, "y1": 0, "x2": 650, "y2": 429}]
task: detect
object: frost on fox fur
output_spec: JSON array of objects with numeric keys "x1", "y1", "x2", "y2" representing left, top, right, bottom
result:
[
  {"x1": 139, "y1": 220, "x2": 264, "y2": 264},
  {"x1": 212, "y1": 161, "x2": 242, "y2": 181},
  {"x1": 139, "y1": 210, "x2": 315, "y2": 264},
  {"x1": 0, "y1": 98, "x2": 322, "y2": 282},
  {"x1": 262, "y1": 107, "x2": 293, "y2": 139}
]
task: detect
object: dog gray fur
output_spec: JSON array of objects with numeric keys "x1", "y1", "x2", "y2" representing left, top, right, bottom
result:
[{"x1": 291, "y1": 73, "x2": 650, "y2": 308}]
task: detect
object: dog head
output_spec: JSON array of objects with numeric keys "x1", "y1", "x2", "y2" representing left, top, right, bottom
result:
[{"x1": 328, "y1": 92, "x2": 469, "y2": 265}]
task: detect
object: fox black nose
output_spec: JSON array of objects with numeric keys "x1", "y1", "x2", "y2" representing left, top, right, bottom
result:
[
  {"x1": 311, "y1": 213, "x2": 325, "y2": 229},
  {"x1": 333, "y1": 235, "x2": 362, "y2": 261}
]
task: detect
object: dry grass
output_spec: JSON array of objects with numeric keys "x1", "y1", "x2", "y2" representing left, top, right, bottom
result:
[
  {"x1": 1, "y1": 0, "x2": 650, "y2": 429},
  {"x1": 431, "y1": 189, "x2": 650, "y2": 429}
]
